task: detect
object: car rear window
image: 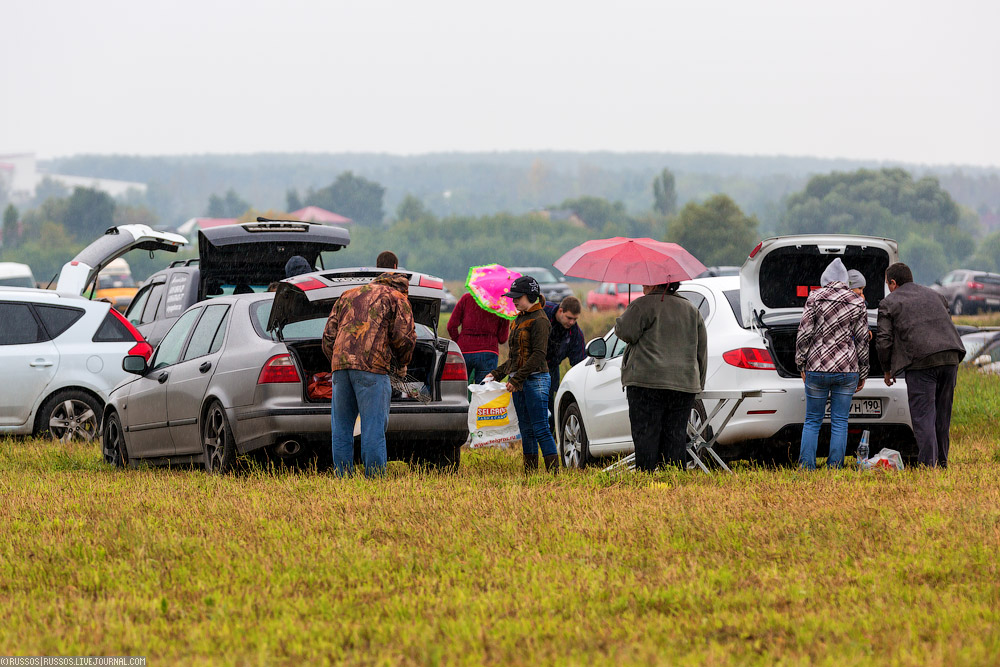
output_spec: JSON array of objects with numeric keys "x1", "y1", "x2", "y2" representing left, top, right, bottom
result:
[
  {"x1": 758, "y1": 245, "x2": 889, "y2": 309},
  {"x1": 250, "y1": 301, "x2": 433, "y2": 341},
  {"x1": 93, "y1": 310, "x2": 133, "y2": 343},
  {"x1": 973, "y1": 274, "x2": 1000, "y2": 286},
  {"x1": 35, "y1": 305, "x2": 85, "y2": 338},
  {"x1": 723, "y1": 290, "x2": 745, "y2": 328}
]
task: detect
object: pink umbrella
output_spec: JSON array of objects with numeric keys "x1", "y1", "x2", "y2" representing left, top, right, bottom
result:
[
  {"x1": 554, "y1": 237, "x2": 707, "y2": 285},
  {"x1": 465, "y1": 264, "x2": 523, "y2": 320}
]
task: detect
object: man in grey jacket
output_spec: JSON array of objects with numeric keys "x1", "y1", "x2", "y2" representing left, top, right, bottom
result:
[
  {"x1": 877, "y1": 262, "x2": 965, "y2": 467},
  {"x1": 615, "y1": 282, "x2": 708, "y2": 471}
]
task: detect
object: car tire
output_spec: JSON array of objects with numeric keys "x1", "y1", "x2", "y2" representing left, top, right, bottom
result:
[
  {"x1": 202, "y1": 400, "x2": 236, "y2": 473},
  {"x1": 590, "y1": 304, "x2": 599, "y2": 313},
  {"x1": 560, "y1": 402, "x2": 591, "y2": 469},
  {"x1": 952, "y1": 297, "x2": 964, "y2": 316},
  {"x1": 36, "y1": 389, "x2": 103, "y2": 443},
  {"x1": 102, "y1": 411, "x2": 129, "y2": 468},
  {"x1": 617, "y1": 304, "x2": 626, "y2": 313}
]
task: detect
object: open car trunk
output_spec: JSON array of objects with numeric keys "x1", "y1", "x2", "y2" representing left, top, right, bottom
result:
[
  {"x1": 287, "y1": 339, "x2": 444, "y2": 403},
  {"x1": 763, "y1": 323, "x2": 885, "y2": 378}
]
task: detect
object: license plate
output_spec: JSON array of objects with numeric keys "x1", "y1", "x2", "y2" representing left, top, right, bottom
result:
[{"x1": 825, "y1": 398, "x2": 882, "y2": 417}]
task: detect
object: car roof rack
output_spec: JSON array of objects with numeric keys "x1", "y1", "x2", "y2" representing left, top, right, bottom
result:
[{"x1": 167, "y1": 258, "x2": 201, "y2": 268}]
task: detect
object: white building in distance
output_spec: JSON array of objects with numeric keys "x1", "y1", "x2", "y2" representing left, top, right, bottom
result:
[{"x1": 0, "y1": 153, "x2": 147, "y2": 205}]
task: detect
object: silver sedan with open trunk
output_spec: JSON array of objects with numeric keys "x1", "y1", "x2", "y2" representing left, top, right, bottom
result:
[{"x1": 101, "y1": 268, "x2": 470, "y2": 472}]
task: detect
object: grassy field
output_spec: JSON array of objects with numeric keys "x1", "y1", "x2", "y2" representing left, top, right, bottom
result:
[{"x1": 2, "y1": 371, "x2": 1000, "y2": 665}]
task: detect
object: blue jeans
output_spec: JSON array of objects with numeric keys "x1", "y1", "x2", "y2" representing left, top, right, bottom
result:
[
  {"x1": 464, "y1": 352, "x2": 498, "y2": 394},
  {"x1": 511, "y1": 372, "x2": 558, "y2": 459},
  {"x1": 331, "y1": 370, "x2": 391, "y2": 476},
  {"x1": 800, "y1": 371, "x2": 859, "y2": 469}
]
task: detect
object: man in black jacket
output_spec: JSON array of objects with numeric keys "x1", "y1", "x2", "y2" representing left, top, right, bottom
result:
[{"x1": 876, "y1": 263, "x2": 965, "y2": 467}]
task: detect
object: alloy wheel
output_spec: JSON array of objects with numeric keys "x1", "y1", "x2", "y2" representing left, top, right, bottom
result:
[
  {"x1": 49, "y1": 399, "x2": 98, "y2": 443},
  {"x1": 204, "y1": 405, "x2": 228, "y2": 471},
  {"x1": 562, "y1": 413, "x2": 583, "y2": 468}
]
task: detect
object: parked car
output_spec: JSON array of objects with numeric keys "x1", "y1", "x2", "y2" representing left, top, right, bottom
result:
[
  {"x1": 0, "y1": 262, "x2": 37, "y2": 288},
  {"x1": 697, "y1": 266, "x2": 740, "y2": 278},
  {"x1": 440, "y1": 286, "x2": 458, "y2": 313},
  {"x1": 508, "y1": 267, "x2": 574, "y2": 305},
  {"x1": 95, "y1": 258, "x2": 138, "y2": 312},
  {"x1": 0, "y1": 287, "x2": 152, "y2": 441},
  {"x1": 555, "y1": 235, "x2": 917, "y2": 468},
  {"x1": 931, "y1": 269, "x2": 1000, "y2": 315},
  {"x1": 961, "y1": 330, "x2": 1000, "y2": 363},
  {"x1": 585, "y1": 282, "x2": 645, "y2": 312},
  {"x1": 122, "y1": 220, "x2": 350, "y2": 346},
  {"x1": 102, "y1": 268, "x2": 469, "y2": 472}
]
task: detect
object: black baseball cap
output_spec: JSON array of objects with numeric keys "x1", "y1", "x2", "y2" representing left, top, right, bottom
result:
[{"x1": 503, "y1": 275, "x2": 540, "y2": 299}]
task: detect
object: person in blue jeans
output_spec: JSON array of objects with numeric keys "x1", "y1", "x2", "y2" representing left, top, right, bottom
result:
[
  {"x1": 485, "y1": 276, "x2": 558, "y2": 472},
  {"x1": 795, "y1": 258, "x2": 870, "y2": 469}
]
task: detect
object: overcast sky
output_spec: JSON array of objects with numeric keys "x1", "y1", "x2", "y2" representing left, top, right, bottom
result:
[{"x1": 2, "y1": 0, "x2": 998, "y2": 166}]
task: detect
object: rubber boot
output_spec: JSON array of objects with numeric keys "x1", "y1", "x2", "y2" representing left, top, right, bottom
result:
[
  {"x1": 543, "y1": 454, "x2": 560, "y2": 473},
  {"x1": 524, "y1": 453, "x2": 539, "y2": 473}
]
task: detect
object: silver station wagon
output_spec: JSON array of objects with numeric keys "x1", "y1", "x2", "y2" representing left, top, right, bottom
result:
[{"x1": 102, "y1": 268, "x2": 470, "y2": 472}]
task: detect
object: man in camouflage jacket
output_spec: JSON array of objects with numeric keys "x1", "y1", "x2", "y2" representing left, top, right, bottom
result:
[{"x1": 322, "y1": 272, "x2": 416, "y2": 475}]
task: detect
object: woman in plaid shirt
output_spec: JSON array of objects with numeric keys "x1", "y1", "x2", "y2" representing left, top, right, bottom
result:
[{"x1": 795, "y1": 258, "x2": 869, "y2": 469}]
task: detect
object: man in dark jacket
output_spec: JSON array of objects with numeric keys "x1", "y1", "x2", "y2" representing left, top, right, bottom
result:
[
  {"x1": 877, "y1": 262, "x2": 965, "y2": 467},
  {"x1": 543, "y1": 296, "x2": 585, "y2": 430},
  {"x1": 322, "y1": 272, "x2": 416, "y2": 475}
]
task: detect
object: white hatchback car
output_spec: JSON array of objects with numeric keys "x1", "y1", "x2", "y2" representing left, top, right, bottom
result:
[
  {"x1": 0, "y1": 288, "x2": 152, "y2": 441},
  {"x1": 554, "y1": 234, "x2": 917, "y2": 467}
]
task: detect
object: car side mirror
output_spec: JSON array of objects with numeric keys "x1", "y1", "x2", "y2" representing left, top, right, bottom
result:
[
  {"x1": 586, "y1": 338, "x2": 607, "y2": 358},
  {"x1": 974, "y1": 354, "x2": 991, "y2": 367},
  {"x1": 122, "y1": 355, "x2": 148, "y2": 375}
]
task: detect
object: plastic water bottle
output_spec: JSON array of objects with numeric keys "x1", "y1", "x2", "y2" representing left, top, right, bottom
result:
[{"x1": 857, "y1": 430, "x2": 870, "y2": 468}]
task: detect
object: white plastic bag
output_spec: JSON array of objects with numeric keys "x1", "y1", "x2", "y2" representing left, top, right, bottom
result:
[
  {"x1": 467, "y1": 381, "x2": 520, "y2": 448},
  {"x1": 861, "y1": 448, "x2": 905, "y2": 471}
]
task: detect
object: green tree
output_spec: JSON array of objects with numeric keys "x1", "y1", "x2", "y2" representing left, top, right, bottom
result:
[
  {"x1": 559, "y1": 196, "x2": 628, "y2": 229},
  {"x1": 2, "y1": 204, "x2": 18, "y2": 249},
  {"x1": 396, "y1": 194, "x2": 432, "y2": 222},
  {"x1": 306, "y1": 171, "x2": 385, "y2": 225},
  {"x1": 286, "y1": 188, "x2": 303, "y2": 212},
  {"x1": 32, "y1": 177, "x2": 69, "y2": 206},
  {"x1": 65, "y1": 187, "x2": 116, "y2": 241},
  {"x1": 969, "y1": 232, "x2": 1000, "y2": 273},
  {"x1": 207, "y1": 189, "x2": 250, "y2": 218},
  {"x1": 899, "y1": 235, "x2": 949, "y2": 284},
  {"x1": 1, "y1": 222, "x2": 83, "y2": 285},
  {"x1": 652, "y1": 168, "x2": 677, "y2": 215},
  {"x1": 780, "y1": 168, "x2": 964, "y2": 241},
  {"x1": 667, "y1": 194, "x2": 759, "y2": 267}
]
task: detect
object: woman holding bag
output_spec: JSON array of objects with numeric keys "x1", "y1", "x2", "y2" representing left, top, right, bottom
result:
[{"x1": 485, "y1": 276, "x2": 557, "y2": 473}]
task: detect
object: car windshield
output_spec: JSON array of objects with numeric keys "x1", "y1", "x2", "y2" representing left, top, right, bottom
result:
[
  {"x1": 0, "y1": 276, "x2": 35, "y2": 288},
  {"x1": 513, "y1": 268, "x2": 557, "y2": 283},
  {"x1": 98, "y1": 274, "x2": 136, "y2": 289},
  {"x1": 250, "y1": 300, "x2": 433, "y2": 341}
]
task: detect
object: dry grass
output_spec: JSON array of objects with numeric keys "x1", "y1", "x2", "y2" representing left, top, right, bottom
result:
[{"x1": 2, "y1": 370, "x2": 999, "y2": 665}]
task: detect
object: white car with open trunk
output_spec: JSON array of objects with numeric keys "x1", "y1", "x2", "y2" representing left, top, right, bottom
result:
[{"x1": 554, "y1": 234, "x2": 917, "y2": 467}]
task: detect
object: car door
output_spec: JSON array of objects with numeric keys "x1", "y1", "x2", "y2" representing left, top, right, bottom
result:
[
  {"x1": 166, "y1": 304, "x2": 231, "y2": 454},
  {"x1": 582, "y1": 331, "x2": 631, "y2": 451},
  {"x1": 124, "y1": 307, "x2": 201, "y2": 458},
  {"x1": 0, "y1": 302, "x2": 59, "y2": 427}
]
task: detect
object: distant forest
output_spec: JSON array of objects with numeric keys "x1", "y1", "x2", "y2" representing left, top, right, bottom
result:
[{"x1": 42, "y1": 152, "x2": 1000, "y2": 235}]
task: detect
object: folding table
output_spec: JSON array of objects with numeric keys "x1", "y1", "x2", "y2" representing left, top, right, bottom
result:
[{"x1": 603, "y1": 388, "x2": 771, "y2": 474}]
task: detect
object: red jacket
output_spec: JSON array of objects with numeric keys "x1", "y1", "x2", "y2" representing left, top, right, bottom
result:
[{"x1": 447, "y1": 292, "x2": 510, "y2": 355}]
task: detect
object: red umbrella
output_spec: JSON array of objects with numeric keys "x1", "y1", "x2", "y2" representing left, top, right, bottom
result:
[{"x1": 554, "y1": 237, "x2": 707, "y2": 285}]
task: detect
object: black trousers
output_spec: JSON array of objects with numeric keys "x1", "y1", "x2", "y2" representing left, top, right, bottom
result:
[
  {"x1": 905, "y1": 364, "x2": 958, "y2": 468},
  {"x1": 626, "y1": 386, "x2": 695, "y2": 471}
]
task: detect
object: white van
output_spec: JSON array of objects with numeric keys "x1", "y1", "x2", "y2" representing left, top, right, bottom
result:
[{"x1": 0, "y1": 262, "x2": 37, "y2": 288}]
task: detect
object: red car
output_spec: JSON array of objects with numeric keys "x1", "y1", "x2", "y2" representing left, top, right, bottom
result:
[{"x1": 585, "y1": 282, "x2": 645, "y2": 311}]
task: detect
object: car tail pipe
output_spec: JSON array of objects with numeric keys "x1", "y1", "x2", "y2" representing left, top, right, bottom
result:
[{"x1": 274, "y1": 440, "x2": 302, "y2": 458}]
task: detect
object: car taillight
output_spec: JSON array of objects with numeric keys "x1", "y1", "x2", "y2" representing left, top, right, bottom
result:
[
  {"x1": 968, "y1": 281, "x2": 985, "y2": 290},
  {"x1": 109, "y1": 308, "x2": 153, "y2": 361},
  {"x1": 258, "y1": 354, "x2": 301, "y2": 384},
  {"x1": 748, "y1": 241, "x2": 763, "y2": 258},
  {"x1": 723, "y1": 347, "x2": 776, "y2": 370},
  {"x1": 290, "y1": 277, "x2": 326, "y2": 291},
  {"x1": 441, "y1": 351, "x2": 468, "y2": 381},
  {"x1": 419, "y1": 275, "x2": 444, "y2": 289}
]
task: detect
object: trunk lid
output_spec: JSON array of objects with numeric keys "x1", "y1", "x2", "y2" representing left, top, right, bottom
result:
[
  {"x1": 266, "y1": 269, "x2": 442, "y2": 339},
  {"x1": 739, "y1": 234, "x2": 897, "y2": 328},
  {"x1": 198, "y1": 220, "x2": 350, "y2": 292},
  {"x1": 55, "y1": 225, "x2": 188, "y2": 296}
]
